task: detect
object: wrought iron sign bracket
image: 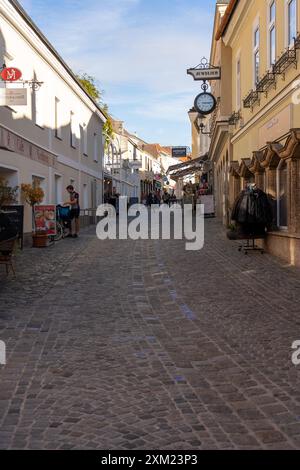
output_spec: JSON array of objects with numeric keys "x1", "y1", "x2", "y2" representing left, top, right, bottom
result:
[
  {"x1": 0, "y1": 64, "x2": 43, "y2": 90},
  {"x1": 187, "y1": 57, "x2": 221, "y2": 81},
  {"x1": 0, "y1": 79, "x2": 44, "y2": 90}
]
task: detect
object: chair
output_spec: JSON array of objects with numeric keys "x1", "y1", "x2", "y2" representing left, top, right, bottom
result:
[{"x1": 0, "y1": 237, "x2": 17, "y2": 277}]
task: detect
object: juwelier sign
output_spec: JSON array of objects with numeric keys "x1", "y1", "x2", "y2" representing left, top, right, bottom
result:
[
  {"x1": 187, "y1": 67, "x2": 221, "y2": 81},
  {"x1": 0, "y1": 88, "x2": 27, "y2": 106}
]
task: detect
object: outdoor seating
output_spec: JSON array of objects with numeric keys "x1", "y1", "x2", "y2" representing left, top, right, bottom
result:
[{"x1": 0, "y1": 236, "x2": 17, "y2": 277}]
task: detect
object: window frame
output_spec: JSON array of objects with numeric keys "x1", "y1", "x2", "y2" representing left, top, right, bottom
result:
[
  {"x1": 93, "y1": 132, "x2": 98, "y2": 162},
  {"x1": 268, "y1": 1, "x2": 276, "y2": 68},
  {"x1": 286, "y1": 0, "x2": 298, "y2": 47},
  {"x1": 276, "y1": 160, "x2": 288, "y2": 230},
  {"x1": 55, "y1": 97, "x2": 62, "y2": 140},
  {"x1": 70, "y1": 111, "x2": 76, "y2": 148},
  {"x1": 34, "y1": 86, "x2": 44, "y2": 129},
  {"x1": 82, "y1": 123, "x2": 88, "y2": 156},
  {"x1": 253, "y1": 23, "x2": 260, "y2": 86},
  {"x1": 236, "y1": 54, "x2": 241, "y2": 111}
]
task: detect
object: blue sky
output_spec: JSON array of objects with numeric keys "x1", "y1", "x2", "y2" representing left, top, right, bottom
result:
[{"x1": 19, "y1": 0, "x2": 216, "y2": 146}]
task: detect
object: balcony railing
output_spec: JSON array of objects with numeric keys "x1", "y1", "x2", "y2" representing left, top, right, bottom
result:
[{"x1": 243, "y1": 32, "x2": 300, "y2": 110}]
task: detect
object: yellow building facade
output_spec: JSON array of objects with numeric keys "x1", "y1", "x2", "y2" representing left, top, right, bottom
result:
[{"x1": 211, "y1": 0, "x2": 300, "y2": 266}]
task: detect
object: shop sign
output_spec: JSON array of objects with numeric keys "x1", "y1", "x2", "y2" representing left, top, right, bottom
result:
[
  {"x1": 34, "y1": 205, "x2": 56, "y2": 235},
  {"x1": 0, "y1": 67, "x2": 22, "y2": 81},
  {"x1": 258, "y1": 105, "x2": 291, "y2": 148},
  {"x1": 0, "y1": 88, "x2": 27, "y2": 106},
  {"x1": 0, "y1": 125, "x2": 57, "y2": 168},
  {"x1": 187, "y1": 67, "x2": 221, "y2": 81},
  {"x1": 172, "y1": 147, "x2": 187, "y2": 158}
]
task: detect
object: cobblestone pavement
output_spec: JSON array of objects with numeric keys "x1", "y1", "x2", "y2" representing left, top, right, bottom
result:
[{"x1": 1, "y1": 219, "x2": 300, "y2": 450}]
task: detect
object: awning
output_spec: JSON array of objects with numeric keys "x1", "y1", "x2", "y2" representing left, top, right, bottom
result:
[{"x1": 167, "y1": 153, "x2": 210, "y2": 180}]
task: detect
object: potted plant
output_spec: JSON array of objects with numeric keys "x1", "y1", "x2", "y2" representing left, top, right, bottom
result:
[{"x1": 21, "y1": 183, "x2": 47, "y2": 248}]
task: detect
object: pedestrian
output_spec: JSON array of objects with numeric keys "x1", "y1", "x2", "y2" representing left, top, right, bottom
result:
[
  {"x1": 110, "y1": 187, "x2": 120, "y2": 214},
  {"x1": 147, "y1": 192, "x2": 154, "y2": 206},
  {"x1": 64, "y1": 185, "x2": 80, "y2": 238},
  {"x1": 163, "y1": 190, "x2": 170, "y2": 206}
]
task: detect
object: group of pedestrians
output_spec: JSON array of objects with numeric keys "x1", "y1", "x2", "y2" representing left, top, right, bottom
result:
[{"x1": 144, "y1": 190, "x2": 176, "y2": 207}]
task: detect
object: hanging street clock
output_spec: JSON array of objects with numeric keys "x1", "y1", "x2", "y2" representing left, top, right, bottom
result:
[{"x1": 194, "y1": 92, "x2": 217, "y2": 115}]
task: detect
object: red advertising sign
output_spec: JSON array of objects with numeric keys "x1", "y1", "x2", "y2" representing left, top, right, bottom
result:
[
  {"x1": 34, "y1": 205, "x2": 56, "y2": 236},
  {"x1": 0, "y1": 67, "x2": 22, "y2": 81}
]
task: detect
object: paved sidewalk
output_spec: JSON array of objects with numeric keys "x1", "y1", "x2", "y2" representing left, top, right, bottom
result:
[{"x1": 1, "y1": 220, "x2": 300, "y2": 449}]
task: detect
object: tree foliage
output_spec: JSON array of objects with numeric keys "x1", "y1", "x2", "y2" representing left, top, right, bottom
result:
[
  {"x1": 21, "y1": 183, "x2": 44, "y2": 207},
  {"x1": 76, "y1": 73, "x2": 114, "y2": 149}
]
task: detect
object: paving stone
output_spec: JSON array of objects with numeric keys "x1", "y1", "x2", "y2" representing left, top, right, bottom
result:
[{"x1": 1, "y1": 220, "x2": 300, "y2": 449}]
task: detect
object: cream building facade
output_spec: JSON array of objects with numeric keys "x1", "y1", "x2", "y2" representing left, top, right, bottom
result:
[
  {"x1": 0, "y1": 0, "x2": 106, "y2": 232},
  {"x1": 210, "y1": 0, "x2": 300, "y2": 266}
]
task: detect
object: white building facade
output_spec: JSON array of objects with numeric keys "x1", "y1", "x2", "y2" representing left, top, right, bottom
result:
[
  {"x1": 0, "y1": 0, "x2": 106, "y2": 232},
  {"x1": 103, "y1": 120, "x2": 141, "y2": 201}
]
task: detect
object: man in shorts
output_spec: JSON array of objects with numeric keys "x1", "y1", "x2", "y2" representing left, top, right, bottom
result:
[{"x1": 65, "y1": 185, "x2": 80, "y2": 238}]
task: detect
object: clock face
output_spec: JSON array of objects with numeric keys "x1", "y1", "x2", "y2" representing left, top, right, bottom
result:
[{"x1": 194, "y1": 92, "x2": 216, "y2": 115}]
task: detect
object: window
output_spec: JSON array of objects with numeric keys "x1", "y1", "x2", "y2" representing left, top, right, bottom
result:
[
  {"x1": 32, "y1": 175, "x2": 46, "y2": 203},
  {"x1": 277, "y1": 161, "x2": 288, "y2": 228},
  {"x1": 81, "y1": 124, "x2": 88, "y2": 155},
  {"x1": 254, "y1": 26, "x2": 260, "y2": 85},
  {"x1": 269, "y1": 1, "x2": 276, "y2": 67},
  {"x1": 83, "y1": 183, "x2": 88, "y2": 209},
  {"x1": 236, "y1": 58, "x2": 241, "y2": 110},
  {"x1": 54, "y1": 174, "x2": 62, "y2": 204},
  {"x1": 55, "y1": 98, "x2": 62, "y2": 139},
  {"x1": 34, "y1": 88, "x2": 44, "y2": 128},
  {"x1": 93, "y1": 133, "x2": 98, "y2": 162},
  {"x1": 70, "y1": 112, "x2": 76, "y2": 148},
  {"x1": 288, "y1": 0, "x2": 297, "y2": 46}
]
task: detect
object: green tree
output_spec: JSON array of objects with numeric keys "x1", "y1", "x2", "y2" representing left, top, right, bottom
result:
[{"x1": 76, "y1": 73, "x2": 114, "y2": 149}]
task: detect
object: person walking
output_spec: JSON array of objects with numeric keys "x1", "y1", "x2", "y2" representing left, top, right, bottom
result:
[{"x1": 64, "y1": 185, "x2": 80, "y2": 238}]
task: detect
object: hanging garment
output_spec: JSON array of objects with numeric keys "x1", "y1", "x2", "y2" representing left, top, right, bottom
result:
[{"x1": 231, "y1": 188, "x2": 273, "y2": 227}]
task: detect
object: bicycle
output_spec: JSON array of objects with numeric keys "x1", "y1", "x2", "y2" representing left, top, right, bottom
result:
[{"x1": 53, "y1": 205, "x2": 71, "y2": 242}]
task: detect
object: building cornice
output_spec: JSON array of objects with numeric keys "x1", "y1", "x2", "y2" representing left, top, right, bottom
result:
[
  {"x1": 215, "y1": 0, "x2": 240, "y2": 41},
  {"x1": 222, "y1": 0, "x2": 254, "y2": 47}
]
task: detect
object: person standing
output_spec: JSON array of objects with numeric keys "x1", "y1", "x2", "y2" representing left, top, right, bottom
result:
[{"x1": 65, "y1": 185, "x2": 80, "y2": 238}]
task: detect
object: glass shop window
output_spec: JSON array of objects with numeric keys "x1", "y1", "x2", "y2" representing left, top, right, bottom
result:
[{"x1": 277, "y1": 161, "x2": 288, "y2": 228}]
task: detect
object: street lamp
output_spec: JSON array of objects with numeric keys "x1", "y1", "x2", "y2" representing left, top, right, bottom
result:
[{"x1": 197, "y1": 115, "x2": 212, "y2": 136}]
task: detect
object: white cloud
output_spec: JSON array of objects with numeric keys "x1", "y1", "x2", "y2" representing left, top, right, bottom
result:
[{"x1": 18, "y1": 0, "x2": 214, "y2": 144}]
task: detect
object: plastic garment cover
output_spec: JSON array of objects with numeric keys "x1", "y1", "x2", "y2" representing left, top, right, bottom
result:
[{"x1": 231, "y1": 188, "x2": 273, "y2": 226}]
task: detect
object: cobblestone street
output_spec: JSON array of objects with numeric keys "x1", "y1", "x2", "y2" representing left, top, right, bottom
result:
[{"x1": 1, "y1": 219, "x2": 300, "y2": 450}]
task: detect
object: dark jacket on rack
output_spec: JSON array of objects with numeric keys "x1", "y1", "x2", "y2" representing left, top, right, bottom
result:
[{"x1": 231, "y1": 188, "x2": 273, "y2": 226}]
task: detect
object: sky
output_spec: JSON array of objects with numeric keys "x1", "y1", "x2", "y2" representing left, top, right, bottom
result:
[{"x1": 19, "y1": 0, "x2": 216, "y2": 147}]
